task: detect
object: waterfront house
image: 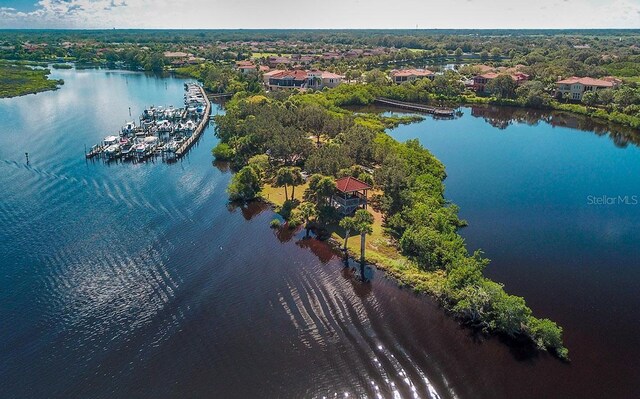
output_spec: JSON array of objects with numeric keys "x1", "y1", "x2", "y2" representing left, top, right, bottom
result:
[
  {"x1": 389, "y1": 68, "x2": 435, "y2": 84},
  {"x1": 306, "y1": 70, "x2": 344, "y2": 90},
  {"x1": 555, "y1": 76, "x2": 620, "y2": 101},
  {"x1": 263, "y1": 69, "x2": 284, "y2": 86},
  {"x1": 264, "y1": 70, "x2": 344, "y2": 91},
  {"x1": 473, "y1": 72, "x2": 529, "y2": 92},
  {"x1": 332, "y1": 177, "x2": 371, "y2": 215},
  {"x1": 267, "y1": 70, "x2": 309, "y2": 90}
]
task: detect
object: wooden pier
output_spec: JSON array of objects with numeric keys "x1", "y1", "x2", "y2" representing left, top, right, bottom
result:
[
  {"x1": 175, "y1": 85, "x2": 211, "y2": 158},
  {"x1": 208, "y1": 92, "x2": 233, "y2": 99},
  {"x1": 374, "y1": 97, "x2": 455, "y2": 117}
]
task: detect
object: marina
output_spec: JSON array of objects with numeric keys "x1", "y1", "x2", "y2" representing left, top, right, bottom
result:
[{"x1": 85, "y1": 82, "x2": 211, "y2": 162}]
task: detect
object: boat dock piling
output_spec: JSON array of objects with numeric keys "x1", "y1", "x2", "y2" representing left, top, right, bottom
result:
[{"x1": 374, "y1": 97, "x2": 455, "y2": 117}]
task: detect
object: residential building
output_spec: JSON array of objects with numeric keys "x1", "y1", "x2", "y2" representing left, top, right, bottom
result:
[
  {"x1": 473, "y1": 72, "x2": 529, "y2": 92},
  {"x1": 263, "y1": 69, "x2": 284, "y2": 86},
  {"x1": 555, "y1": 76, "x2": 619, "y2": 101},
  {"x1": 264, "y1": 70, "x2": 344, "y2": 91},
  {"x1": 306, "y1": 70, "x2": 344, "y2": 90},
  {"x1": 267, "y1": 70, "x2": 308, "y2": 90},
  {"x1": 235, "y1": 60, "x2": 257, "y2": 74},
  {"x1": 389, "y1": 68, "x2": 435, "y2": 84},
  {"x1": 267, "y1": 56, "x2": 292, "y2": 68}
]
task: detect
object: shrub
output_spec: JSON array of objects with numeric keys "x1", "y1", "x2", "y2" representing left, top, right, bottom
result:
[
  {"x1": 270, "y1": 219, "x2": 281, "y2": 228},
  {"x1": 212, "y1": 142, "x2": 235, "y2": 160}
]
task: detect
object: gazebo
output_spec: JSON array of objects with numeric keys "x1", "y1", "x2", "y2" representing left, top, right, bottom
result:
[{"x1": 332, "y1": 176, "x2": 371, "y2": 215}]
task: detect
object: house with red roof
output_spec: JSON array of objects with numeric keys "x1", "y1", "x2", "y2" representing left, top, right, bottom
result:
[
  {"x1": 472, "y1": 72, "x2": 529, "y2": 93},
  {"x1": 235, "y1": 60, "x2": 257, "y2": 74},
  {"x1": 389, "y1": 68, "x2": 435, "y2": 84},
  {"x1": 306, "y1": 70, "x2": 344, "y2": 90},
  {"x1": 267, "y1": 70, "x2": 309, "y2": 90},
  {"x1": 555, "y1": 76, "x2": 620, "y2": 101},
  {"x1": 264, "y1": 70, "x2": 344, "y2": 91},
  {"x1": 332, "y1": 177, "x2": 371, "y2": 215}
]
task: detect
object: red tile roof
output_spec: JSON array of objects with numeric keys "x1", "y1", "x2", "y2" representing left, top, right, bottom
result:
[
  {"x1": 270, "y1": 70, "x2": 308, "y2": 80},
  {"x1": 556, "y1": 76, "x2": 615, "y2": 87},
  {"x1": 335, "y1": 176, "x2": 372, "y2": 193},
  {"x1": 390, "y1": 68, "x2": 435, "y2": 77}
]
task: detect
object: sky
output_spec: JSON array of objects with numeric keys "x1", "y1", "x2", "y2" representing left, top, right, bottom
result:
[{"x1": 0, "y1": 0, "x2": 639, "y2": 29}]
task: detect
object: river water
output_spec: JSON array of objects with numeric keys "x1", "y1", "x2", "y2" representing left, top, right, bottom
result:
[{"x1": 0, "y1": 70, "x2": 638, "y2": 398}]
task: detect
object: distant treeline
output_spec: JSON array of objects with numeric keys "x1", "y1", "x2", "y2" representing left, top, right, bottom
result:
[{"x1": 1, "y1": 29, "x2": 639, "y2": 47}]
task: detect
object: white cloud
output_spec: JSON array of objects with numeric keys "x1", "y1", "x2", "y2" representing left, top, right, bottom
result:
[{"x1": 0, "y1": 0, "x2": 639, "y2": 29}]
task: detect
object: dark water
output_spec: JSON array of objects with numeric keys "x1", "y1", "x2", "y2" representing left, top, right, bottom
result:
[
  {"x1": 385, "y1": 105, "x2": 640, "y2": 398},
  {"x1": 0, "y1": 70, "x2": 638, "y2": 399}
]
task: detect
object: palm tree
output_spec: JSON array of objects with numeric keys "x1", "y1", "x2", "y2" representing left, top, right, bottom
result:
[
  {"x1": 298, "y1": 202, "x2": 316, "y2": 237},
  {"x1": 275, "y1": 167, "x2": 293, "y2": 201},
  {"x1": 315, "y1": 177, "x2": 336, "y2": 206},
  {"x1": 339, "y1": 216, "x2": 357, "y2": 253},
  {"x1": 354, "y1": 210, "x2": 374, "y2": 282},
  {"x1": 290, "y1": 167, "x2": 304, "y2": 201}
]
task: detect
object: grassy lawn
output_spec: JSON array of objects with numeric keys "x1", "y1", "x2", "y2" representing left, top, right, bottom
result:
[
  {"x1": 262, "y1": 181, "x2": 309, "y2": 206},
  {"x1": 264, "y1": 181, "x2": 442, "y2": 290},
  {"x1": 621, "y1": 76, "x2": 640, "y2": 83},
  {"x1": 0, "y1": 64, "x2": 63, "y2": 98}
]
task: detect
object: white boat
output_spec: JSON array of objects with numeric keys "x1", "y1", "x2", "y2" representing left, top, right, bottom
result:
[
  {"x1": 121, "y1": 121, "x2": 136, "y2": 135},
  {"x1": 104, "y1": 143, "x2": 121, "y2": 158},
  {"x1": 134, "y1": 142, "x2": 148, "y2": 159},
  {"x1": 120, "y1": 142, "x2": 133, "y2": 158},
  {"x1": 103, "y1": 135, "x2": 119, "y2": 146}
]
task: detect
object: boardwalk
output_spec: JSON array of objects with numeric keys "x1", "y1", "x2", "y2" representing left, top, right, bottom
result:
[
  {"x1": 176, "y1": 85, "x2": 212, "y2": 158},
  {"x1": 374, "y1": 97, "x2": 455, "y2": 117}
]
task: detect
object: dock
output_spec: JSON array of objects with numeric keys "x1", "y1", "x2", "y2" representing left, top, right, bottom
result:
[
  {"x1": 374, "y1": 97, "x2": 455, "y2": 117},
  {"x1": 175, "y1": 85, "x2": 211, "y2": 158},
  {"x1": 85, "y1": 82, "x2": 210, "y2": 164}
]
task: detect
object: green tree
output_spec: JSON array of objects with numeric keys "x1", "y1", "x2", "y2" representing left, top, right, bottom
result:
[
  {"x1": 212, "y1": 142, "x2": 234, "y2": 160},
  {"x1": 304, "y1": 174, "x2": 336, "y2": 207},
  {"x1": 144, "y1": 52, "x2": 165, "y2": 73},
  {"x1": 454, "y1": 47, "x2": 463, "y2": 60},
  {"x1": 353, "y1": 209, "x2": 374, "y2": 281},
  {"x1": 275, "y1": 167, "x2": 294, "y2": 201},
  {"x1": 228, "y1": 166, "x2": 262, "y2": 201},
  {"x1": 298, "y1": 202, "x2": 317, "y2": 237},
  {"x1": 339, "y1": 216, "x2": 357, "y2": 253},
  {"x1": 485, "y1": 75, "x2": 517, "y2": 99},
  {"x1": 290, "y1": 167, "x2": 304, "y2": 200},
  {"x1": 247, "y1": 154, "x2": 270, "y2": 179},
  {"x1": 581, "y1": 90, "x2": 598, "y2": 108}
]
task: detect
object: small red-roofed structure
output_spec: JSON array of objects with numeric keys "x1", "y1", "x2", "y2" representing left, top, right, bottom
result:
[{"x1": 332, "y1": 177, "x2": 371, "y2": 215}]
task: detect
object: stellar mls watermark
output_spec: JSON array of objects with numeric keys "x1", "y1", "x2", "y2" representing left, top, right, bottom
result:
[{"x1": 587, "y1": 195, "x2": 639, "y2": 206}]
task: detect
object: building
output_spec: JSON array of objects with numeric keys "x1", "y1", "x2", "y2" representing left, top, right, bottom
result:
[
  {"x1": 555, "y1": 76, "x2": 619, "y2": 101},
  {"x1": 267, "y1": 70, "x2": 309, "y2": 90},
  {"x1": 264, "y1": 70, "x2": 344, "y2": 91},
  {"x1": 263, "y1": 69, "x2": 284, "y2": 86},
  {"x1": 235, "y1": 60, "x2": 257, "y2": 74},
  {"x1": 332, "y1": 177, "x2": 371, "y2": 215},
  {"x1": 267, "y1": 56, "x2": 292, "y2": 68},
  {"x1": 389, "y1": 68, "x2": 435, "y2": 84},
  {"x1": 472, "y1": 72, "x2": 529, "y2": 92},
  {"x1": 306, "y1": 70, "x2": 344, "y2": 90}
]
